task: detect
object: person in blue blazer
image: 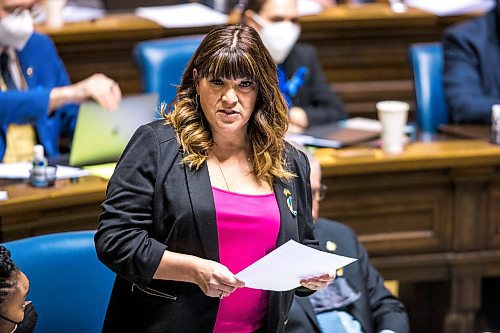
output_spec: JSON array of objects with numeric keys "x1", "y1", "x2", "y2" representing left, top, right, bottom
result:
[
  {"x1": 443, "y1": 0, "x2": 500, "y2": 124},
  {"x1": 0, "y1": 0, "x2": 122, "y2": 161},
  {"x1": 285, "y1": 146, "x2": 409, "y2": 333}
]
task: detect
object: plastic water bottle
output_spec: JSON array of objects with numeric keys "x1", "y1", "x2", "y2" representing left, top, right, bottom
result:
[{"x1": 30, "y1": 145, "x2": 48, "y2": 187}]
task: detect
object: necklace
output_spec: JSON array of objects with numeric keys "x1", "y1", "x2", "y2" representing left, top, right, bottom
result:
[
  {"x1": 213, "y1": 154, "x2": 252, "y2": 192},
  {"x1": 214, "y1": 158, "x2": 231, "y2": 191}
]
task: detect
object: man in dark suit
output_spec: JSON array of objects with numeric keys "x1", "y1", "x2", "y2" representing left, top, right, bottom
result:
[
  {"x1": 242, "y1": 0, "x2": 346, "y2": 133},
  {"x1": 443, "y1": 0, "x2": 500, "y2": 124},
  {"x1": 285, "y1": 147, "x2": 409, "y2": 333}
]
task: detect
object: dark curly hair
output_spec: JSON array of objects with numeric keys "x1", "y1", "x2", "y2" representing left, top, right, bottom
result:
[{"x1": 0, "y1": 246, "x2": 18, "y2": 307}]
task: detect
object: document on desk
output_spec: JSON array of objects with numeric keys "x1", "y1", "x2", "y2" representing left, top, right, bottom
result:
[
  {"x1": 136, "y1": 3, "x2": 228, "y2": 28},
  {"x1": 235, "y1": 240, "x2": 357, "y2": 291}
]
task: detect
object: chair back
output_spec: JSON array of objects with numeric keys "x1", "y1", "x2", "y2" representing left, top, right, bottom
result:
[
  {"x1": 409, "y1": 42, "x2": 449, "y2": 134},
  {"x1": 3, "y1": 231, "x2": 115, "y2": 333},
  {"x1": 134, "y1": 35, "x2": 204, "y2": 113}
]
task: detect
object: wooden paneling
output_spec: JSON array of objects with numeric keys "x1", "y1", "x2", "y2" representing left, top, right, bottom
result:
[
  {"x1": 317, "y1": 140, "x2": 500, "y2": 333},
  {"x1": 0, "y1": 177, "x2": 107, "y2": 242},
  {"x1": 320, "y1": 169, "x2": 453, "y2": 255}
]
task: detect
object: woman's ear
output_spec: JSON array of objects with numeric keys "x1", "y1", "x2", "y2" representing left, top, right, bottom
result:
[{"x1": 193, "y1": 68, "x2": 199, "y2": 94}]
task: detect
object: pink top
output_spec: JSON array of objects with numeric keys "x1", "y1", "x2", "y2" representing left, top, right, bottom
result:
[{"x1": 212, "y1": 186, "x2": 280, "y2": 333}]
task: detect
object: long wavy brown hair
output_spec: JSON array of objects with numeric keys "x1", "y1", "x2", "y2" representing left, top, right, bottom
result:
[{"x1": 164, "y1": 24, "x2": 293, "y2": 183}]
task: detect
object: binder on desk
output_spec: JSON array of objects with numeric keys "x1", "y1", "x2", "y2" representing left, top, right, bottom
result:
[{"x1": 286, "y1": 122, "x2": 380, "y2": 148}]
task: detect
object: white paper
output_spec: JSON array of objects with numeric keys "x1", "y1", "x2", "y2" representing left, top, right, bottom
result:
[
  {"x1": 405, "y1": 0, "x2": 494, "y2": 16},
  {"x1": 297, "y1": 0, "x2": 324, "y2": 16},
  {"x1": 135, "y1": 3, "x2": 228, "y2": 28},
  {"x1": 340, "y1": 117, "x2": 383, "y2": 132},
  {"x1": 340, "y1": 117, "x2": 415, "y2": 135},
  {"x1": 235, "y1": 240, "x2": 357, "y2": 291},
  {"x1": 0, "y1": 162, "x2": 90, "y2": 179}
]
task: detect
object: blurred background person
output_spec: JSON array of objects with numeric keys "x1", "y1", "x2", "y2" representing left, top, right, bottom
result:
[
  {"x1": 443, "y1": 0, "x2": 500, "y2": 124},
  {"x1": 0, "y1": 245, "x2": 37, "y2": 333},
  {"x1": 0, "y1": 0, "x2": 122, "y2": 163},
  {"x1": 95, "y1": 24, "x2": 334, "y2": 333},
  {"x1": 285, "y1": 145, "x2": 409, "y2": 333},
  {"x1": 241, "y1": 0, "x2": 346, "y2": 133}
]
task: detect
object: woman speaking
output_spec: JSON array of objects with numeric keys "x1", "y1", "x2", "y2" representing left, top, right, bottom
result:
[{"x1": 95, "y1": 24, "x2": 334, "y2": 333}]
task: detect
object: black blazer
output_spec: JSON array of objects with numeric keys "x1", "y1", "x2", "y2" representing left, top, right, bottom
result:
[
  {"x1": 443, "y1": 8, "x2": 500, "y2": 124},
  {"x1": 286, "y1": 219, "x2": 409, "y2": 333},
  {"x1": 281, "y1": 43, "x2": 346, "y2": 126},
  {"x1": 95, "y1": 121, "x2": 317, "y2": 333}
]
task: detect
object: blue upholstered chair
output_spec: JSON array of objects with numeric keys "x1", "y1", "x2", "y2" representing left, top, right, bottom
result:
[
  {"x1": 134, "y1": 35, "x2": 204, "y2": 113},
  {"x1": 3, "y1": 231, "x2": 115, "y2": 333},
  {"x1": 409, "y1": 42, "x2": 449, "y2": 134}
]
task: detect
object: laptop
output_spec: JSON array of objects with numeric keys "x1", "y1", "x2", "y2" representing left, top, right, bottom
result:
[{"x1": 69, "y1": 93, "x2": 159, "y2": 167}]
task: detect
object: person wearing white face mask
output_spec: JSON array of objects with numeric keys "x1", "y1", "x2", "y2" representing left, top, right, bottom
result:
[
  {"x1": 0, "y1": 0, "x2": 122, "y2": 163},
  {"x1": 241, "y1": 0, "x2": 346, "y2": 133}
]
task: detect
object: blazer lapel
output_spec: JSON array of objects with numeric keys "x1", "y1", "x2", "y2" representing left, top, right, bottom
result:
[
  {"x1": 184, "y1": 162, "x2": 219, "y2": 262},
  {"x1": 273, "y1": 178, "x2": 299, "y2": 247}
]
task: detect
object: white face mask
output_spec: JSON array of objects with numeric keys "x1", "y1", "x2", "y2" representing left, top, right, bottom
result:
[
  {"x1": 253, "y1": 13, "x2": 301, "y2": 64},
  {"x1": 0, "y1": 9, "x2": 34, "y2": 50}
]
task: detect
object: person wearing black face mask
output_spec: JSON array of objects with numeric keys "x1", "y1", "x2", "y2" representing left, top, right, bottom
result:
[
  {"x1": 443, "y1": 0, "x2": 500, "y2": 124},
  {"x1": 0, "y1": 246, "x2": 37, "y2": 333}
]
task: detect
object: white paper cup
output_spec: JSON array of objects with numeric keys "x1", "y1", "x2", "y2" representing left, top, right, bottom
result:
[
  {"x1": 44, "y1": 0, "x2": 67, "y2": 28},
  {"x1": 376, "y1": 101, "x2": 410, "y2": 154}
]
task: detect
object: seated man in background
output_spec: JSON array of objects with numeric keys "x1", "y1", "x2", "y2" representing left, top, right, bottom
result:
[
  {"x1": 0, "y1": 0, "x2": 122, "y2": 163},
  {"x1": 442, "y1": 0, "x2": 500, "y2": 124},
  {"x1": 241, "y1": 0, "x2": 346, "y2": 133},
  {"x1": 0, "y1": 245, "x2": 37, "y2": 333},
  {"x1": 286, "y1": 145, "x2": 409, "y2": 333}
]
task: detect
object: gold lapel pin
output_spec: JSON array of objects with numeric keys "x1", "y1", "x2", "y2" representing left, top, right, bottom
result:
[{"x1": 26, "y1": 67, "x2": 33, "y2": 77}]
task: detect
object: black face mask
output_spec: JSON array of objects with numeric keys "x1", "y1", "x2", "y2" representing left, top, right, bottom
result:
[{"x1": 0, "y1": 301, "x2": 38, "y2": 333}]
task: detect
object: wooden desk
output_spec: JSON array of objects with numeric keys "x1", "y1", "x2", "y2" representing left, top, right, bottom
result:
[
  {"x1": 317, "y1": 140, "x2": 500, "y2": 333},
  {"x1": 1, "y1": 140, "x2": 498, "y2": 332},
  {"x1": 0, "y1": 176, "x2": 107, "y2": 242},
  {"x1": 35, "y1": 4, "x2": 476, "y2": 119}
]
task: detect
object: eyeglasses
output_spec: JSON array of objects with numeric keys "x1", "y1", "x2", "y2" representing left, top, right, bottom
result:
[{"x1": 312, "y1": 183, "x2": 328, "y2": 202}]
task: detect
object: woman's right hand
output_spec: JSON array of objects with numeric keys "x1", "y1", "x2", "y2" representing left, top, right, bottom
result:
[{"x1": 192, "y1": 258, "x2": 245, "y2": 299}]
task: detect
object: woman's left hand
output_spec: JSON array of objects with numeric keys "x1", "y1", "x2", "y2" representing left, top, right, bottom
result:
[{"x1": 300, "y1": 272, "x2": 336, "y2": 290}]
